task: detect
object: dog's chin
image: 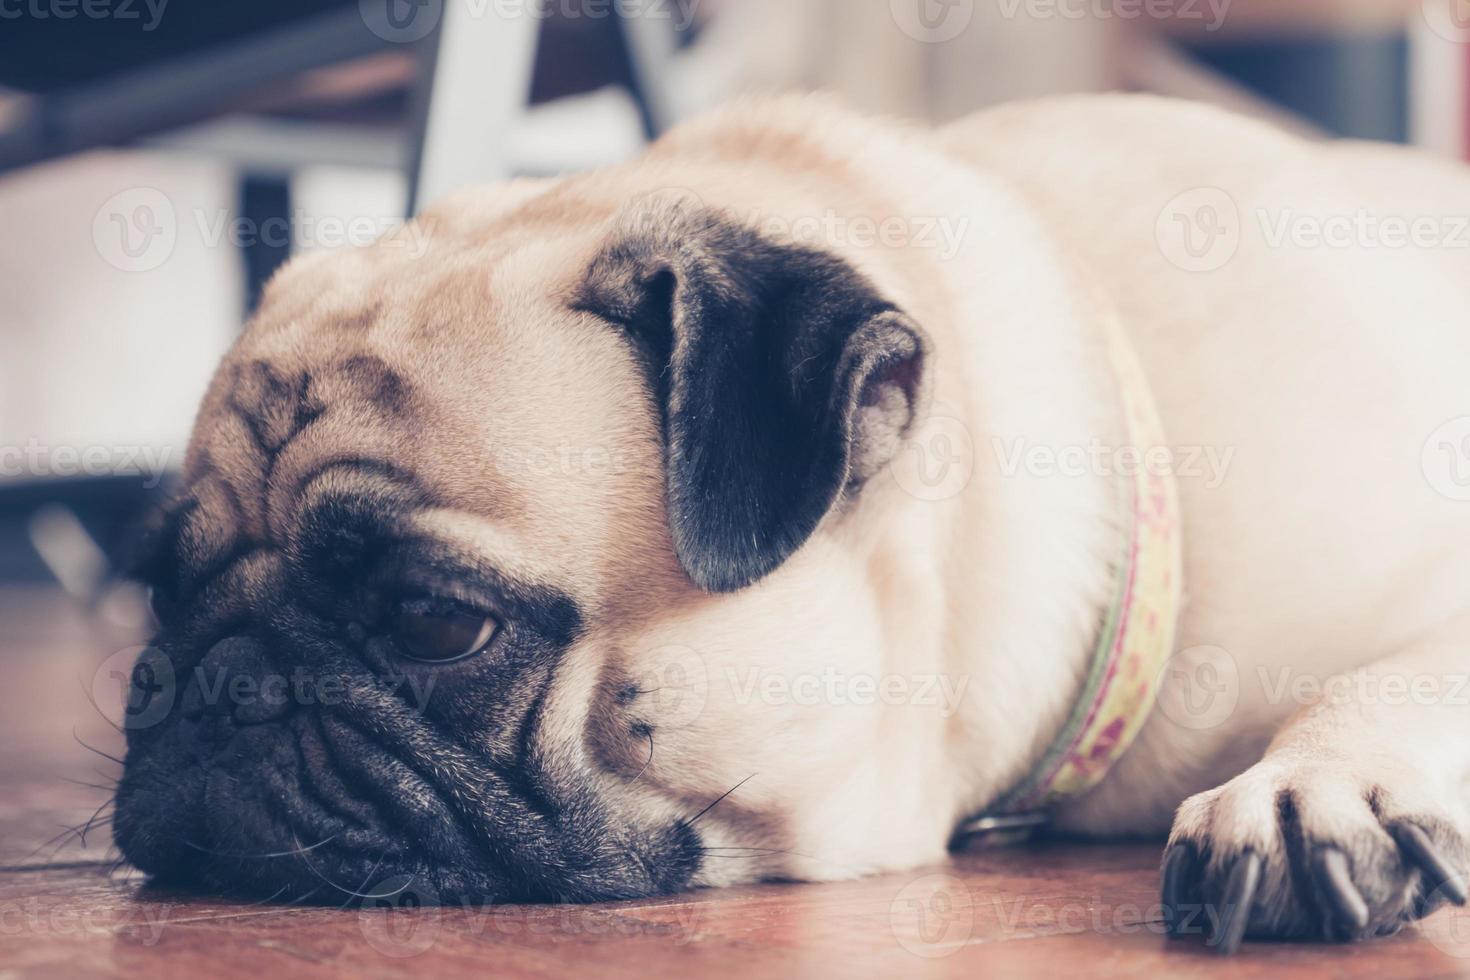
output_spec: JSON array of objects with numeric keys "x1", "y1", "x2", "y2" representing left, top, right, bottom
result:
[{"x1": 113, "y1": 711, "x2": 701, "y2": 906}]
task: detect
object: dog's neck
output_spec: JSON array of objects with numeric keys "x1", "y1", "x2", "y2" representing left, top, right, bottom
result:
[
  {"x1": 914, "y1": 250, "x2": 1167, "y2": 833},
  {"x1": 954, "y1": 306, "x2": 1184, "y2": 838}
]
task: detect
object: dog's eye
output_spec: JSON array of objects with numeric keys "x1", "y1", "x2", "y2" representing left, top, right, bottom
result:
[{"x1": 392, "y1": 597, "x2": 498, "y2": 664}]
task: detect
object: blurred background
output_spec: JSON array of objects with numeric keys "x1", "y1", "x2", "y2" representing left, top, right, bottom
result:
[{"x1": 0, "y1": 0, "x2": 1467, "y2": 618}]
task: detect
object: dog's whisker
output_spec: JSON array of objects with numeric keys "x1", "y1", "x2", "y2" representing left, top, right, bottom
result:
[
  {"x1": 71, "y1": 728, "x2": 124, "y2": 767},
  {"x1": 687, "y1": 773, "x2": 757, "y2": 827},
  {"x1": 286, "y1": 885, "x2": 325, "y2": 907},
  {"x1": 629, "y1": 730, "x2": 656, "y2": 786},
  {"x1": 106, "y1": 853, "x2": 131, "y2": 879},
  {"x1": 75, "y1": 676, "x2": 126, "y2": 736},
  {"x1": 62, "y1": 776, "x2": 119, "y2": 793},
  {"x1": 296, "y1": 842, "x2": 407, "y2": 901},
  {"x1": 77, "y1": 806, "x2": 115, "y2": 848},
  {"x1": 697, "y1": 836, "x2": 869, "y2": 877},
  {"x1": 29, "y1": 800, "x2": 117, "y2": 861},
  {"x1": 28, "y1": 826, "x2": 86, "y2": 861},
  {"x1": 243, "y1": 883, "x2": 292, "y2": 907},
  {"x1": 176, "y1": 832, "x2": 338, "y2": 861},
  {"x1": 337, "y1": 850, "x2": 391, "y2": 911}
]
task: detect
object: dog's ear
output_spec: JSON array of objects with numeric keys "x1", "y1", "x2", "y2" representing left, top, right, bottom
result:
[{"x1": 576, "y1": 203, "x2": 929, "y2": 593}]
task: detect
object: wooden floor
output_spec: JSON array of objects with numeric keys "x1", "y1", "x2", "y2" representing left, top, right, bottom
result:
[{"x1": 6, "y1": 585, "x2": 1470, "y2": 978}]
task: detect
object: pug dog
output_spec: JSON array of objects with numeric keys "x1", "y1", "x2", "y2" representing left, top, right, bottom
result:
[{"x1": 113, "y1": 93, "x2": 1470, "y2": 954}]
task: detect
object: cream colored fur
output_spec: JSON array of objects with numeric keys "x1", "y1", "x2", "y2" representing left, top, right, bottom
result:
[{"x1": 228, "y1": 94, "x2": 1470, "y2": 914}]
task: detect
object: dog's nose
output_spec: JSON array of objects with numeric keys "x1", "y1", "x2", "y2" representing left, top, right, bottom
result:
[{"x1": 181, "y1": 636, "x2": 293, "y2": 726}]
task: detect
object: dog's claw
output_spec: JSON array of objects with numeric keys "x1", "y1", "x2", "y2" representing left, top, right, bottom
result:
[
  {"x1": 1161, "y1": 841, "x2": 1199, "y2": 937},
  {"x1": 1168, "y1": 776, "x2": 1470, "y2": 948},
  {"x1": 1312, "y1": 847, "x2": 1370, "y2": 938},
  {"x1": 1392, "y1": 822, "x2": 1469, "y2": 907},
  {"x1": 1210, "y1": 850, "x2": 1261, "y2": 955}
]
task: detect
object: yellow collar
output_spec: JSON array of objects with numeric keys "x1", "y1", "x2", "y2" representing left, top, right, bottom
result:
[{"x1": 958, "y1": 316, "x2": 1184, "y2": 843}]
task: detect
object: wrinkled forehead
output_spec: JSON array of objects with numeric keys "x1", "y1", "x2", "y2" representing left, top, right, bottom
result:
[{"x1": 181, "y1": 238, "x2": 672, "y2": 608}]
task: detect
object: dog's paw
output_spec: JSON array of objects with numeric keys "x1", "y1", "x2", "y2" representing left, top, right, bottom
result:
[{"x1": 1161, "y1": 757, "x2": 1470, "y2": 954}]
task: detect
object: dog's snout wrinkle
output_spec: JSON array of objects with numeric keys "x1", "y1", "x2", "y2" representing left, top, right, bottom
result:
[
  {"x1": 318, "y1": 651, "x2": 695, "y2": 901},
  {"x1": 314, "y1": 714, "x2": 485, "y2": 869}
]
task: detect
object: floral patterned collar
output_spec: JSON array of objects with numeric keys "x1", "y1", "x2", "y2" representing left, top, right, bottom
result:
[{"x1": 956, "y1": 315, "x2": 1185, "y2": 844}]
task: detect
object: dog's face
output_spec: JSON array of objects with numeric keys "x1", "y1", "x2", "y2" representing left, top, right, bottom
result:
[{"x1": 112, "y1": 176, "x2": 933, "y2": 903}]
